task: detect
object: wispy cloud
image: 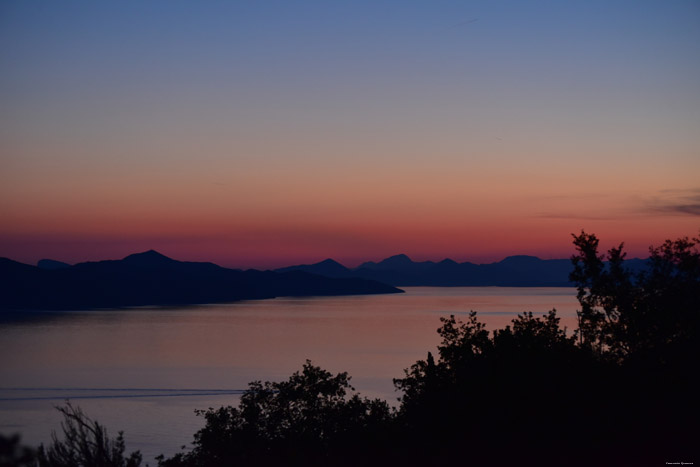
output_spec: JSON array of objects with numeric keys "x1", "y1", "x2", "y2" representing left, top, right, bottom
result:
[
  {"x1": 537, "y1": 188, "x2": 700, "y2": 220},
  {"x1": 536, "y1": 192, "x2": 635, "y2": 220},
  {"x1": 644, "y1": 188, "x2": 700, "y2": 217},
  {"x1": 537, "y1": 212, "x2": 626, "y2": 221},
  {"x1": 665, "y1": 204, "x2": 700, "y2": 216}
]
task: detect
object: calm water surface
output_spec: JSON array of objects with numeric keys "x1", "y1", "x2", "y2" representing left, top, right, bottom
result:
[{"x1": 0, "y1": 287, "x2": 578, "y2": 463}]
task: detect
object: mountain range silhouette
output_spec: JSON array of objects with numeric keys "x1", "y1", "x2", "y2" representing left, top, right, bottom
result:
[
  {"x1": 0, "y1": 251, "x2": 402, "y2": 311},
  {"x1": 2, "y1": 251, "x2": 651, "y2": 312},
  {"x1": 276, "y1": 253, "x2": 650, "y2": 287}
]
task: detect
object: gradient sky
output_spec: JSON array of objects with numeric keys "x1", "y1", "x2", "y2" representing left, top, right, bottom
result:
[{"x1": 1, "y1": 0, "x2": 699, "y2": 268}]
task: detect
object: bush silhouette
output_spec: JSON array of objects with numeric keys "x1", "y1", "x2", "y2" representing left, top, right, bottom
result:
[
  {"x1": 0, "y1": 434, "x2": 36, "y2": 467},
  {"x1": 36, "y1": 402, "x2": 142, "y2": 467}
]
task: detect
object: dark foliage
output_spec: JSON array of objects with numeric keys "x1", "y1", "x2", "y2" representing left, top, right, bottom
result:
[
  {"x1": 157, "y1": 361, "x2": 393, "y2": 467},
  {"x1": 393, "y1": 310, "x2": 598, "y2": 466},
  {"x1": 571, "y1": 230, "x2": 700, "y2": 364},
  {"x1": 36, "y1": 402, "x2": 142, "y2": 467},
  {"x1": 0, "y1": 434, "x2": 36, "y2": 467},
  {"x1": 387, "y1": 232, "x2": 698, "y2": 465}
]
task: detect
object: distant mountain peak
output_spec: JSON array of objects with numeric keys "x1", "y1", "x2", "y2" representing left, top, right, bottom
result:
[
  {"x1": 499, "y1": 255, "x2": 542, "y2": 264},
  {"x1": 37, "y1": 259, "x2": 71, "y2": 270},
  {"x1": 375, "y1": 254, "x2": 412, "y2": 265},
  {"x1": 386, "y1": 254, "x2": 411, "y2": 261},
  {"x1": 438, "y1": 258, "x2": 458, "y2": 265},
  {"x1": 122, "y1": 250, "x2": 176, "y2": 265},
  {"x1": 308, "y1": 258, "x2": 349, "y2": 273},
  {"x1": 274, "y1": 258, "x2": 350, "y2": 277},
  {"x1": 357, "y1": 254, "x2": 414, "y2": 271}
]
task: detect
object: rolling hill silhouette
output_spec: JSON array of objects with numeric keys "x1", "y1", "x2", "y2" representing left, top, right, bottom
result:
[{"x1": 0, "y1": 251, "x2": 402, "y2": 311}]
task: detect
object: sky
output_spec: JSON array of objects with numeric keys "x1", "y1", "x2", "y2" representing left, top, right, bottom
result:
[{"x1": 1, "y1": 0, "x2": 699, "y2": 269}]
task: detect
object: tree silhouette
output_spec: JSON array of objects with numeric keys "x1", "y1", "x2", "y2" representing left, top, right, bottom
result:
[
  {"x1": 570, "y1": 230, "x2": 700, "y2": 364},
  {"x1": 158, "y1": 361, "x2": 392, "y2": 467},
  {"x1": 393, "y1": 309, "x2": 590, "y2": 465}
]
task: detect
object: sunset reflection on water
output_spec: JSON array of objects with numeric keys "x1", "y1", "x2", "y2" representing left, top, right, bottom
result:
[{"x1": 0, "y1": 287, "x2": 579, "y2": 462}]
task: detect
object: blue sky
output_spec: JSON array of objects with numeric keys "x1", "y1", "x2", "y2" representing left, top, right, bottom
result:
[{"x1": 2, "y1": 1, "x2": 699, "y2": 267}]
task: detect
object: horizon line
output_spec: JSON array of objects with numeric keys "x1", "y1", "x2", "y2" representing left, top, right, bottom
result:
[{"x1": 6, "y1": 250, "x2": 652, "y2": 271}]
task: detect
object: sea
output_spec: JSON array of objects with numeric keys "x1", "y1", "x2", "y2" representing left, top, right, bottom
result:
[{"x1": 0, "y1": 287, "x2": 579, "y2": 464}]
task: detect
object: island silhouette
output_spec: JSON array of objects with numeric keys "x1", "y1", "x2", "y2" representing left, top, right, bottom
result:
[
  {"x1": 2, "y1": 249, "x2": 655, "y2": 312},
  {"x1": 0, "y1": 250, "x2": 402, "y2": 311},
  {"x1": 276, "y1": 253, "x2": 650, "y2": 286}
]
